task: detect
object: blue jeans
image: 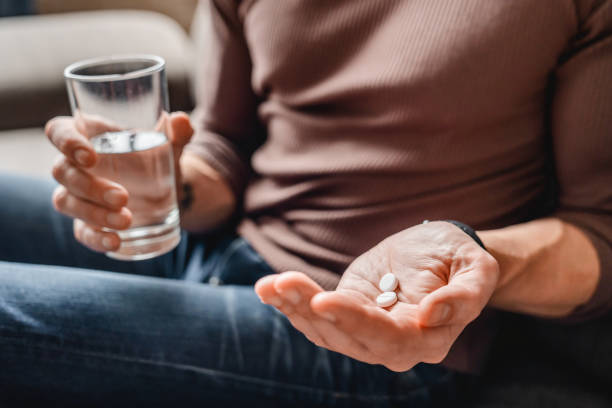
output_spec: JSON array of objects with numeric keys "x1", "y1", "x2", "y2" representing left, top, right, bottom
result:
[
  {"x1": 0, "y1": 0, "x2": 34, "y2": 17},
  {"x1": 0, "y1": 173, "x2": 460, "y2": 407}
]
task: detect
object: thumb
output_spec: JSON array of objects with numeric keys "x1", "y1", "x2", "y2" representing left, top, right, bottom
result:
[
  {"x1": 167, "y1": 111, "x2": 194, "y2": 151},
  {"x1": 417, "y1": 270, "x2": 495, "y2": 328},
  {"x1": 164, "y1": 112, "x2": 194, "y2": 199}
]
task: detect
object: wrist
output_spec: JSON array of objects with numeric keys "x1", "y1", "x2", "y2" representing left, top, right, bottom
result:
[
  {"x1": 179, "y1": 153, "x2": 236, "y2": 232},
  {"x1": 423, "y1": 219, "x2": 487, "y2": 250},
  {"x1": 476, "y1": 228, "x2": 523, "y2": 297},
  {"x1": 444, "y1": 220, "x2": 487, "y2": 250}
]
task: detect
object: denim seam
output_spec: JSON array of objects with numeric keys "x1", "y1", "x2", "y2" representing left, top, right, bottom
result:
[{"x1": 1, "y1": 338, "x2": 439, "y2": 401}]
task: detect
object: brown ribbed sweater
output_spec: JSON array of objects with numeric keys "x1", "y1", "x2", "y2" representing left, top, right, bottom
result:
[{"x1": 185, "y1": 0, "x2": 612, "y2": 372}]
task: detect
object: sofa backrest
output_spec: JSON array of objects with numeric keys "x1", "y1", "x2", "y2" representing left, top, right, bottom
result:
[{"x1": 35, "y1": 0, "x2": 198, "y2": 31}]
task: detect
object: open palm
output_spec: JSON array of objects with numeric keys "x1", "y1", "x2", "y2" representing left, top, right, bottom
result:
[{"x1": 255, "y1": 221, "x2": 499, "y2": 371}]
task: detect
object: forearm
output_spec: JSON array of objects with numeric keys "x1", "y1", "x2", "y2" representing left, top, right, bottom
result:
[
  {"x1": 479, "y1": 217, "x2": 600, "y2": 317},
  {"x1": 178, "y1": 152, "x2": 236, "y2": 233}
]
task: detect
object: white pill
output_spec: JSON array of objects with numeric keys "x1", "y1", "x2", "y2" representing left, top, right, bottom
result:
[
  {"x1": 376, "y1": 291, "x2": 398, "y2": 308},
  {"x1": 379, "y1": 273, "x2": 398, "y2": 292}
]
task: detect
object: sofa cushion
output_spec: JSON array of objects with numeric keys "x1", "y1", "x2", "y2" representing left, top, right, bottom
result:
[{"x1": 0, "y1": 10, "x2": 194, "y2": 130}]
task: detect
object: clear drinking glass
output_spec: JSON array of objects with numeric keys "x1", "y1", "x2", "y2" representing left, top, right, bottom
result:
[{"x1": 64, "y1": 55, "x2": 180, "y2": 260}]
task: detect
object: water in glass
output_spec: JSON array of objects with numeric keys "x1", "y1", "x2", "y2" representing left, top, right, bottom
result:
[{"x1": 90, "y1": 130, "x2": 180, "y2": 260}]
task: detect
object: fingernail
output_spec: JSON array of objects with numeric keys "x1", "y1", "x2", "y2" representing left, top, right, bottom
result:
[
  {"x1": 282, "y1": 289, "x2": 301, "y2": 305},
  {"x1": 102, "y1": 236, "x2": 115, "y2": 250},
  {"x1": 266, "y1": 296, "x2": 282, "y2": 307},
  {"x1": 321, "y1": 312, "x2": 336, "y2": 323},
  {"x1": 106, "y1": 212, "x2": 125, "y2": 228},
  {"x1": 74, "y1": 149, "x2": 90, "y2": 166},
  {"x1": 104, "y1": 189, "x2": 124, "y2": 206},
  {"x1": 429, "y1": 304, "x2": 452, "y2": 326}
]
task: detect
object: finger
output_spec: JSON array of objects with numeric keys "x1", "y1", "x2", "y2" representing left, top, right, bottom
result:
[
  {"x1": 52, "y1": 157, "x2": 128, "y2": 209},
  {"x1": 311, "y1": 291, "x2": 399, "y2": 331},
  {"x1": 73, "y1": 219, "x2": 120, "y2": 252},
  {"x1": 45, "y1": 117, "x2": 97, "y2": 167},
  {"x1": 254, "y1": 274, "x2": 283, "y2": 307},
  {"x1": 167, "y1": 111, "x2": 194, "y2": 149},
  {"x1": 314, "y1": 292, "x2": 444, "y2": 370},
  {"x1": 274, "y1": 278, "x2": 378, "y2": 361},
  {"x1": 255, "y1": 273, "x2": 328, "y2": 345},
  {"x1": 258, "y1": 272, "x2": 341, "y2": 350},
  {"x1": 52, "y1": 186, "x2": 132, "y2": 230},
  {"x1": 254, "y1": 274, "x2": 301, "y2": 316},
  {"x1": 417, "y1": 259, "x2": 497, "y2": 327},
  {"x1": 273, "y1": 273, "x2": 349, "y2": 347},
  {"x1": 259, "y1": 273, "x2": 381, "y2": 362},
  {"x1": 272, "y1": 272, "x2": 332, "y2": 347},
  {"x1": 311, "y1": 291, "x2": 414, "y2": 354},
  {"x1": 273, "y1": 272, "x2": 324, "y2": 315},
  {"x1": 252, "y1": 273, "x2": 299, "y2": 318},
  {"x1": 287, "y1": 315, "x2": 334, "y2": 348},
  {"x1": 304, "y1": 317, "x2": 381, "y2": 364}
]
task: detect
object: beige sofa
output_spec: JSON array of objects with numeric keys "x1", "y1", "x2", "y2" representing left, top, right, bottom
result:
[{"x1": 36, "y1": 0, "x2": 198, "y2": 31}]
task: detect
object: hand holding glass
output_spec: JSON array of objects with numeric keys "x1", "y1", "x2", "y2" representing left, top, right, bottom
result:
[{"x1": 64, "y1": 55, "x2": 180, "y2": 260}]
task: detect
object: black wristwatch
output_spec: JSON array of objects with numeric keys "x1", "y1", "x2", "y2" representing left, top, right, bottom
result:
[{"x1": 422, "y1": 219, "x2": 487, "y2": 251}]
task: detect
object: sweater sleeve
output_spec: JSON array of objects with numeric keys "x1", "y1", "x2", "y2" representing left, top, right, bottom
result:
[
  {"x1": 550, "y1": 0, "x2": 612, "y2": 320},
  {"x1": 184, "y1": 0, "x2": 263, "y2": 199}
]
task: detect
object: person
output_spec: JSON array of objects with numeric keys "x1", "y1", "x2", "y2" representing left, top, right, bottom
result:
[{"x1": 1, "y1": 0, "x2": 611, "y2": 406}]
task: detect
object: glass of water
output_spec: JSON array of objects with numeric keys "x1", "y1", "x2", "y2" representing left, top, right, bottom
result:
[{"x1": 64, "y1": 55, "x2": 180, "y2": 260}]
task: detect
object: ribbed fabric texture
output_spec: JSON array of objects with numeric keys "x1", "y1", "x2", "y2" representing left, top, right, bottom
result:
[{"x1": 185, "y1": 0, "x2": 612, "y2": 372}]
